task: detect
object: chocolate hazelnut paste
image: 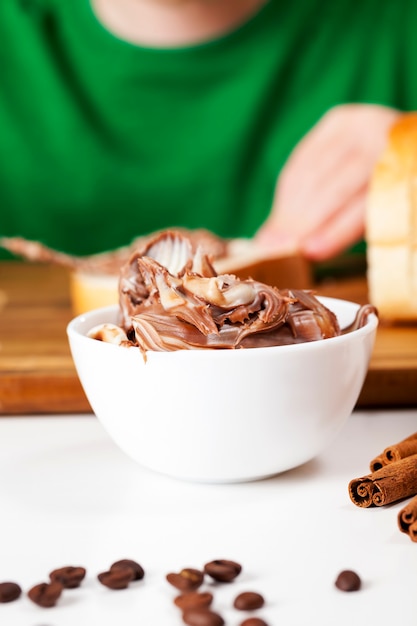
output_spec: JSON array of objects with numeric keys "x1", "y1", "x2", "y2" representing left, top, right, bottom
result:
[{"x1": 88, "y1": 231, "x2": 376, "y2": 353}]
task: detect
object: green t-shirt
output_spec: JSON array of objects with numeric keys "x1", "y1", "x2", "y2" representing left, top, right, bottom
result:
[{"x1": 1, "y1": 0, "x2": 417, "y2": 257}]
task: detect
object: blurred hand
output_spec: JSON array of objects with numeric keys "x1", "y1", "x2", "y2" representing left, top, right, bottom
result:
[{"x1": 255, "y1": 104, "x2": 401, "y2": 261}]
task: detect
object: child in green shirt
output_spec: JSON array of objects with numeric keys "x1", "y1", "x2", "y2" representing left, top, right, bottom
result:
[{"x1": 0, "y1": 0, "x2": 414, "y2": 260}]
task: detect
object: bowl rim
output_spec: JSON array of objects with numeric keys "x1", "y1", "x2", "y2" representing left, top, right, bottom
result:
[{"x1": 66, "y1": 296, "x2": 378, "y2": 358}]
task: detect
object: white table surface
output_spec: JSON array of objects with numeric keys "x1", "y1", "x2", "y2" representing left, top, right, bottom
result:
[{"x1": 0, "y1": 409, "x2": 416, "y2": 626}]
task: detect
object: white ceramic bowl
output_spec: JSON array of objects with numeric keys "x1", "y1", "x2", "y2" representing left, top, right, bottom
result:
[{"x1": 67, "y1": 297, "x2": 378, "y2": 483}]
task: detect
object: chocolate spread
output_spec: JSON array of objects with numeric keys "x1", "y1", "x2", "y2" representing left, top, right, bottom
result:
[{"x1": 87, "y1": 231, "x2": 376, "y2": 352}]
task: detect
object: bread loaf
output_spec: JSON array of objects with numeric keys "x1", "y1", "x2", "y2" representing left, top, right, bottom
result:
[{"x1": 366, "y1": 113, "x2": 417, "y2": 320}]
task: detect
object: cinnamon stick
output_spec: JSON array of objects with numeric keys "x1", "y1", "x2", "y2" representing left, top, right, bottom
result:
[
  {"x1": 369, "y1": 454, "x2": 386, "y2": 472},
  {"x1": 398, "y1": 495, "x2": 417, "y2": 542},
  {"x1": 369, "y1": 432, "x2": 417, "y2": 472},
  {"x1": 349, "y1": 454, "x2": 417, "y2": 507}
]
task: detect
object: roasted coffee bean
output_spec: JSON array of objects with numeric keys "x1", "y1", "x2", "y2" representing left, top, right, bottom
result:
[
  {"x1": 182, "y1": 608, "x2": 225, "y2": 626},
  {"x1": 335, "y1": 570, "x2": 361, "y2": 592},
  {"x1": 0, "y1": 582, "x2": 22, "y2": 603},
  {"x1": 240, "y1": 619, "x2": 269, "y2": 626},
  {"x1": 166, "y1": 568, "x2": 204, "y2": 591},
  {"x1": 49, "y1": 566, "x2": 86, "y2": 588},
  {"x1": 203, "y1": 559, "x2": 242, "y2": 583},
  {"x1": 97, "y1": 568, "x2": 135, "y2": 590},
  {"x1": 110, "y1": 559, "x2": 144, "y2": 581},
  {"x1": 234, "y1": 591, "x2": 265, "y2": 610},
  {"x1": 27, "y1": 582, "x2": 63, "y2": 608},
  {"x1": 174, "y1": 591, "x2": 213, "y2": 611}
]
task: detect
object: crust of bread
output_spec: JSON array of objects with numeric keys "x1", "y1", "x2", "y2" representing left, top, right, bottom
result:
[
  {"x1": 214, "y1": 238, "x2": 312, "y2": 289},
  {"x1": 366, "y1": 113, "x2": 417, "y2": 320}
]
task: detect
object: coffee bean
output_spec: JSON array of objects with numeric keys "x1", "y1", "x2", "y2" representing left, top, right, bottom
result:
[
  {"x1": 27, "y1": 582, "x2": 63, "y2": 608},
  {"x1": 97, "y1": 568, "x2": 135, "y2": 590},
  {"x1": 0, "y1": 582, "x2": 22, "y2": 603},
  {"x1": 49, "y1": 566, "x2": 86, "y2": 588},
  {"x1": 234, "y1": 591, "x2": 265, "y2": 610},
  {"x1": 174, "y1": 591, "x2": 213, "y2": 611},
  {"x1": 166, "y1": 568, "x2": 204, "y2": 591},
  {"x1": 110, "y1": 559, "x2": 144, "y2": 581},
  {"x1": 204, "y1": 559, "x2": 242, "y2": 583},
  {"x1": 334, "y1": 570, "x2": 361, "y2": 592},
  {"x1": 240, "y1": 619, "x2": 269, "y2": 626},
  {"x1": 182, "y1": 608, "x2": 225, "y2": 626}
]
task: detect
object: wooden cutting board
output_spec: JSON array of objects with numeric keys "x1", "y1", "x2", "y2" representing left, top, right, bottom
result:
[{"x1": 0, "y1": 262, "x2": 416, "y2": 414}]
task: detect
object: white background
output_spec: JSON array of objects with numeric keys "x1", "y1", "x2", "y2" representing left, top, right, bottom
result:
[{"x1": 0, "y1": 410, "x2": 416, "y2": 626}]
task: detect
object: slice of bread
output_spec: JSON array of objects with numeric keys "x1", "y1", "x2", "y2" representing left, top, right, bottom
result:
[
  {"x1": 69, "y1": 271, "x2": 119, "y2": 316},
  {"x1": 366, "y1": 113, "x2": 417, "y2": 320}
]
